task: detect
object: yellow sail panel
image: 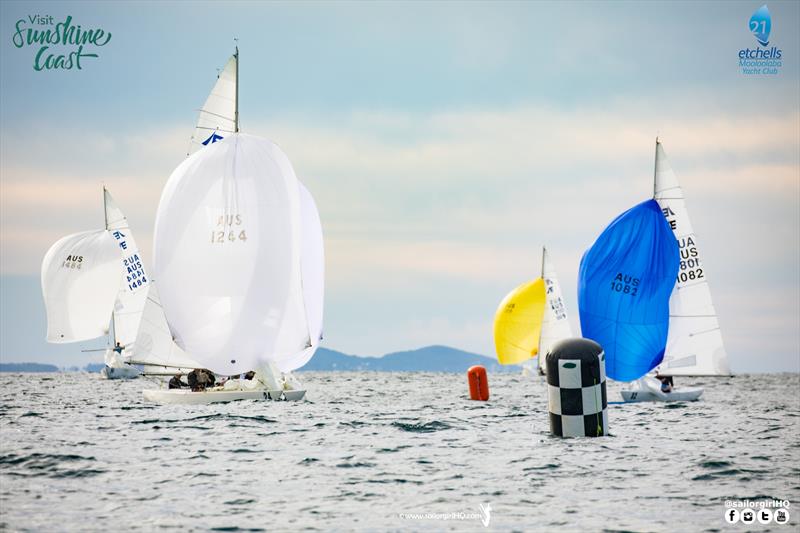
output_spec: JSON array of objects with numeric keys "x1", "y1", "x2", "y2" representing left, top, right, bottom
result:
[{"x1": 493, "y1": 278, "x2": 547, "y2": 365}]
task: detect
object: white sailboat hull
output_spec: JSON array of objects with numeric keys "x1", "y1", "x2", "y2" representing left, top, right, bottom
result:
[
  {"x1": 621, "y1": 387, "x2": 703, "y2": 402},
  {"x1": 100, "y1": 365, "x2": 139, "y2": 380},
  {"x1": 621, "y1": 377, "x2": 703, "y2": 402},
  {"x1": 142, "y1": 388, "x2": 306, "y2": 405}
]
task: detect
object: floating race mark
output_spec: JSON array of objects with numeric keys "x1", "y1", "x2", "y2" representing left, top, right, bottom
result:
[{"x1": 202, "y1": 131, "x2": 224, "y2": 146}]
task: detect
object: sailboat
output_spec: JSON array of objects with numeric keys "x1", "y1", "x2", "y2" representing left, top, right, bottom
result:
[
  {"x1": 41, "y1": 187, "x2": 149, "y2": 379},
  {"x1": 139, "y1": 49, "x2": 324, "y2": 404},
  {"x1": 619, "y1": 139, "x2": 730, "y2": 401},
  {"x1": 494, "y1": 247, "x2": 573, "y2": 373},
  {"x1": 533, "y1": 248, "x2": 573, "y2": 376}
]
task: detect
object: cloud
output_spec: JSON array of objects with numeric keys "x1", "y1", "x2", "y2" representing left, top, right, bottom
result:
[{"x1": 1, "y1": 99, "x2": 798, "y2": 371}]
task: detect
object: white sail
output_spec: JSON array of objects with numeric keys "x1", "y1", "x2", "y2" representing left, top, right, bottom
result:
[
  {"x1": 537, "y1": 248, "x2": 573, "y2": 374},
  {"x1": 275, "y1": 183, "x2": 325, "y2": 373},
  {"x1": 41, "y1": 230, "x2": 121, "y2": 343},
  {"x1": 153, "y1": 133, "x2": 312, "y2": 376},
  {"x1": 128, "y1": 283, "x2": 204, "y2": 370},
  {"x1": 188, "y1": 53, "x2": 237, "y2": 155},
  {"x1": 654, "y1": 141, "x2": 730, "y2": 376},
  {"x1": 104, "y1": 188, "x2": 149, "y2": 348}
]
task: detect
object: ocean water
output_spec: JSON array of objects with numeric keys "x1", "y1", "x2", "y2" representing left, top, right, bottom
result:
[{"x1": 0, "y1": 372, "x2": 798, "y2": 532}]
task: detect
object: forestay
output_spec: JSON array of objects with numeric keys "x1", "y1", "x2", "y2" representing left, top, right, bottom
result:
[
  {"x1": 153, "y1": 133, "x2": 314, "y2": 375},
  {"x1": 578, "y1": 199, "x2": 679, "y2": 382},
  {"x1": 494, "y1": 278, "x2": 546, "y2": 365},
  {"x1": 654, "y1": 142, "x2": 730, "y2": 376},
  {"x1": 41, "y1": 230, "x2": 121, "y2": 343}
]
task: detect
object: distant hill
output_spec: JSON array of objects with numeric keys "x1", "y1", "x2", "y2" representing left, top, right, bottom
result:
[
  {"x1": 299, "y1": 345, "x2": 514, "y2": 373},
  {"x1": 0, "y1": 345, "x2": 515, "y2": 374},
  {"x1": 0, "y1": 362, "x2": 59, "y2": 372}
]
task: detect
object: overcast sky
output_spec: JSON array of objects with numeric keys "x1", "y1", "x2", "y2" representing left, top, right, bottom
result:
[{"x1": 1, "y1": 1, "x2": 798, "y2": 372}]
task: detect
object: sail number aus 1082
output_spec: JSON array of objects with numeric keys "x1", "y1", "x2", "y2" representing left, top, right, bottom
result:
[{"x1": 610, "y1": 273, "x2": 639, "y2": 296}]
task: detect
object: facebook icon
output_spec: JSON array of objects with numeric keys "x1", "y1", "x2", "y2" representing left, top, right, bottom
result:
[{"x1": 725, "y1": 509, "x2": 739, "y2": 524}]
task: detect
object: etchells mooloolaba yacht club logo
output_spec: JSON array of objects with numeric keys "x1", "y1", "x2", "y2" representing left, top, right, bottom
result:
[
  {"x1": 739, "y1": 4, "x2": 783, "y2": 75},
  {"x1": 12, "y1": 14, "x2": 111, "y2": 71}
]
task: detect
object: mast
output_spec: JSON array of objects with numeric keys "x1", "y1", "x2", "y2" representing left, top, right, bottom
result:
[
  {"x1": 535, "y1": 245, "x2": 547, "y2": 374},
  {"x1": 102, "y1": 185, "x2": 109, "y2": 230},
  {"x1": 234, "y1": 45, "x2": 239, "y2": 133},
  {"x1": 540, "y1": 246, "x2": 546, "y2": 279},
  {"x1": 103, "y1": 185, "x2": 118, "y2": 348},
  {"x1": 653, "y1": 136, "x2": 659, "y2": 198}
]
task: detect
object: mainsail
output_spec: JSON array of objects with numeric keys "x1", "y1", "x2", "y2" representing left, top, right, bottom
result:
[
  {"x1": 494, "y1": 278, "x2": 546, "y2": 365},
  {"x1": 153, "y1": 133, "x2": 318, "y2": 376},
  {"x1": 654, "y1": 141, "x2": 730, "y2": 375},
  {"x1": 41, "y1": 230, "x2": 121, "y2": 343},
  {"x1": 537, "y1": 247, "x2": 573, "y2": 374},
  {"x1": 188, "y1": 51, "x2": 237, "y2": 155},
  {"x1": 104, "y1": 188, "x2": 149, "y2": 349},
  {"x1": 578, "y1": 199, "x2": 679, "y2": 382}
]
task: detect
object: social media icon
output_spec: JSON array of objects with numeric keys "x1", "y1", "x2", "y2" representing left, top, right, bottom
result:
[
  {"x1": 774, "y1": 509, "x2": 790, "y2": 525},
  {"x1": 725, "y1": 509, "x2": 740, "y2": 524},
  {"x1": 758, "y1": 509, "x2": 772, "y2": 524},
  {"x1": 742, "y1": 509, "x2": 756, "y2": 524}
]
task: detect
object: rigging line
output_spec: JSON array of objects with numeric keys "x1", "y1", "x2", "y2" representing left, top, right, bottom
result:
[
  {"x1": 669, "y1": 314, "x2": 719, "y2": 318},
  {"x1": 688, "y1": 327, "x2": 721, "y2": 336},
  {"x1": 194, "y1": 126, "x2": 236, "y2": 133},
  {"x1": 196, "y1": 109, "x2": 236, "y2": 121},
  {"x1": 125, "y1": 360, "x2": 194, "y2": 370}
]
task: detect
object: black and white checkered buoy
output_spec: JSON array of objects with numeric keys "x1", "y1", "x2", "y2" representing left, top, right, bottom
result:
[{"x1": 545, "y1": 338, "x2": 608, "y2": 437}]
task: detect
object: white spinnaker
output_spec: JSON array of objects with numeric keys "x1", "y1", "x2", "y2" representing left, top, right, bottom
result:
[
  {"x1": 537, "y1": 248, "x2": 573, "y2": 374},
  {"x1": 104, "y1": 189, "x2": 149, "y2": 347},
  {"x1": 41, "y1": 230, "x2": 121, "y2": 343},
  {"x1": 188, "y1": 54, "x2": 236, "y2": 155},
  {"x1": 153, "y1": 133, "x2": 310, "y2": 376},
  {"x1": 129, "y1": 283, "x2": 204, "y2": 370},
  {"x1": 654, "y1": 142, "x2": 730, "y2": 376},
  {"x1": 275, "y1": 183, "x2": 325, "y2": 373}
]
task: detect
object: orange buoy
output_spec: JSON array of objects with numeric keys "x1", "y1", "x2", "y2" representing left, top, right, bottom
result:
[{"x1": 467, "y1": 365, "x2": 490, "y2": 401}]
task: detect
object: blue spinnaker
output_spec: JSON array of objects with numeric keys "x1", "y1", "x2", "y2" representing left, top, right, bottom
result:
[{"x1": 578, "y1": 199, "x2": 679, "y2": 382}]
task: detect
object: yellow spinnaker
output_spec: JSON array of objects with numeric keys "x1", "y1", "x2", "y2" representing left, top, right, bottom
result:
[{"x1": 493, "y1": 278, "x2": 546, "y2": 365}]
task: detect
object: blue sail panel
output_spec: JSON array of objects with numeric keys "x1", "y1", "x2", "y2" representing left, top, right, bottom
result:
[{"x1": 578, "y1": 199, "x2": 679, "y2": 382}]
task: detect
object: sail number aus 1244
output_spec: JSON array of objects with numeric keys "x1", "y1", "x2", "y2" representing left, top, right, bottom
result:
[{"x1": 211, "y1": 214, "x2": 247, "y2": 244}]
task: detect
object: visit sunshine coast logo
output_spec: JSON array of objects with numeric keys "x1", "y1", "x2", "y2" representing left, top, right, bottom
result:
[
  {"x1": 739, "y1": 4, "x2": 783, "y2": 75},
  {"x1": 12, "y1": 14, "x2": 111, "y2": 71}
]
